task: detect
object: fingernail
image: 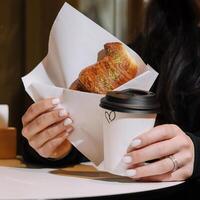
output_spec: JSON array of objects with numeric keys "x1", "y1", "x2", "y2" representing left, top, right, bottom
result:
[
  {"x1": 52, "y1": 98, "x2": 60, "y2": 105},
  {"x1": 66, "y1": 126, "x2": 73, "y2": 133},
  {"x1": 131, "y1": 139, "x2": 141, "y2": 148},
  {"x1": 123, "y1": 156, "x2": 132, "y2": 164},
  {"x1": 126, "y1": 169, "x2": 136, "y2": 177},
  {"x1": 59, "y1": 109, "x2": 68, "y2": 117},
  {"x1": 64, "y1": 118, "x2": 73, "y2": 126},
  {"x1": 54, "y1": 104, "x2": 64, "y2": 110}
]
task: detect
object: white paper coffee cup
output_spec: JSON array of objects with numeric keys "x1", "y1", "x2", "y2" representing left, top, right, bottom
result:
[{"x1": 100, "y1": 89, "x2": 160, "y2": 176}]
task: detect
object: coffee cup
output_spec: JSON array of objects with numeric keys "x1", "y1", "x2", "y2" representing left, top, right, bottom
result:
[{"x1": 99, "y1": 89, "x2": 160, "y2": 175}]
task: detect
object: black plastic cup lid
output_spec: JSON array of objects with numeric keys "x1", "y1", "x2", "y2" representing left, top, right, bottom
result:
[{"x1": 100, "y1": 89, "x2": 160, "y2": 114}]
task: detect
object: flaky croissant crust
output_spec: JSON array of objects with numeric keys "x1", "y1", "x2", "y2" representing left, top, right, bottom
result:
[{"x1": 70, "y1": 42, "x2": 138, "y2": 94}]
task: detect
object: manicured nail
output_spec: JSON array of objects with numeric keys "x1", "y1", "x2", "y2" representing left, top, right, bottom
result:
[
  {"x1": 64, "y1": 118, "x2": 73, "y2": 126},
  {"x1": 54, "y1": 104, "x2": 64, "y2": 110},
  {"x1": 126, "y1": 169, "x2": 136, "y2": 177},
  {"x1": 66, "y1": 126, "x2": 73, "y2": 133},
  {"x1": 59, "y1": 109, "x2": 68, "y2": 117},
  {"x1": 123, "y1": 156, "x2": 132, "y2": 164},
  {"x1": 52, "y1": 98, "x2": 60, "y2": 105},
  {"x1": 131, "y1": 139, "x2": 141, "y2": 148}
]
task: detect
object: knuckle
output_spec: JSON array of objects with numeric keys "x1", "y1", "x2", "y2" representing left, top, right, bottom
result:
[
  {"x1": 35, "y1": 118, "x2": 42, "y2": 127},
  {"x1": 158, "y1": 124, "x2": 180, "y2": 138},
  {"x1": 22, "y1": 127, "x2": 28, "y2": 138},
  {"x1": 46, "y1": 112, "x2": 58, "y2": 124},
  {"x1": 156, "y1": 145, "x2": 166, "y2": 158},
  {"x1": 52, "y1": 124, "x2": 62, "y2": 135},
  {"x1": 52, "y1": 111, "x2": 59, "y2": 121},
  {"x1": 182, "y1": 139, "x2": 190, "y2": 149},
  {"x1": 140, "y1": 133, "x2": 149, "y2": 143},
  {"x1": 46, "y1": 140, "x2": 55, "y2": 152},
  {"x1": 37, "y1": 149, "x2": 46, "y2": 158},
  {"x1": 178, "y1": 136, "x2": 190, "y2": 149},
  {"x1": 184, "y1": 152, "x2": 193, "y2": 162},
  {"x1": 131, "y1": 151, "x2": 141, "y2": 163},
  {"x1": 182, "y1": 169, "x2": 192, "y2": 179},
  {"x1": 43, "y1": 101, "x2": 50, "y2": 110},
  {"x1": 165, "y1": 123, "x2": 174, "y2": 130},
  {"x1": 38, "y1": 148, "x2": 50, "y2": 158},
  {"x1": 29, "y1": 140, "x2": 37, "y2": 149},
  {"x1": 170, "y1": 124, "x2": 180, "y2": 133},
  {"x1": 156, "y1": 125, "x2": 169, "y2": 138},
  {"x1": 170, "y1": 124, "x2": 178, "y2": 129},
  {"x1": 44, "y1": 128, "x2": 53, "y2": 139},
  {"x1": 29, "y1": 104, "x2": 35, "y2": 115},
  {"x1": 161, "y1": 130, "x2": 169, "y2": 138}
]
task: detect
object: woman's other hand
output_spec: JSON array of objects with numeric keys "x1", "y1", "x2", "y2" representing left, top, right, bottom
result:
[
  {"x1": 22, "y1": 98, "x2": 73, "y2": 159},
  {"x1": 123, "y1": 124, "x2": 195, "y2": 181}
]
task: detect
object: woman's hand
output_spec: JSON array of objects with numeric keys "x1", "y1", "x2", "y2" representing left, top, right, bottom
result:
[
  {"x1": 123, "y1": 124, "x2": 195, "y2": 181},
  {"x1": 22, "y1": 98, "x2": 73, "y2": 159}
]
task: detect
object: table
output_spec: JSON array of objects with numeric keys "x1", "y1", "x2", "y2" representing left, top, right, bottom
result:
[{"x1": 0, "y1": 158, "x2": 198, "y2": 200}]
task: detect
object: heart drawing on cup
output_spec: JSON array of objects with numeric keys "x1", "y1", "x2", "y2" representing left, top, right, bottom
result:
[{"x1": 105, "y1": 111, "x2": 116, "y2": 124}]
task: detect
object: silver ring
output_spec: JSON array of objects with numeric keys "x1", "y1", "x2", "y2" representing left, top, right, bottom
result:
[{"x1": 168, "y1": 155, "x2": 179, "y2": 172}]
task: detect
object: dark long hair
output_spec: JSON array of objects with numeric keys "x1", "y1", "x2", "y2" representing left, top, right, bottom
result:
[{"x1": 141, "y1": 0, "x2": 200, "y2": 132}]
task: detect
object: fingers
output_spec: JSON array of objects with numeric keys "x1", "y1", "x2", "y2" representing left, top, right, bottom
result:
[
  {"x1": 133, "y1": 167, "x2": 190, "y2": 182},
  {"x1": 29, "y1": 119, "x2": 73, "y2": 150},
  {"x1": 127, "y1": 154, "x2": 183, "y2": 178},
  {"x1": 37, "y1": 131, "x2": 72, "y2": 158},
  {"x1": 126, "y1": 157, "x2": 175, "y2": 179},
  {"x1": 127, "y1": 124, "x2": 180, "y2": 152},
  {"x1": 22, "y1": 98, "x2": 61, "y2": 126},
  {"x1": 125, "y1": 138, "x2": 181, "y2": 165},
  {"x1": 21, "y1": 98, "x2": 76, "y2": 160},
  {"x1": 126, "y1": 151, "x2": 193, "y2": 181},
  {"x1": 124, "y1": 124, "x2": 194, "y2": 181},
  {"x1": 22, "y1": 109, "x2": 70, "y2": 140},
  {"x1": 135, "y1": 172, "x2": 172, "y2": 182}
]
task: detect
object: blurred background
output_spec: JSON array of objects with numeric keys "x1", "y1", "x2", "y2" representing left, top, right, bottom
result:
[{"x1": 0, "y1": 0, "x2": 148, "y2": 153}]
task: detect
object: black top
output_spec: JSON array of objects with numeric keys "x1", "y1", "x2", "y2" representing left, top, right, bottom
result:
[
  {"x1": 100, "y1": 89, "x2": 160, "y2": 114},
  {"x1": 21, "y1": 37, "x2": 200, "y2": 179}
]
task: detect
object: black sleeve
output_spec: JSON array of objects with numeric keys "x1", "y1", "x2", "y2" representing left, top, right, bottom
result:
[
  {"x1": 186, "y1": 132, "x2": 200, "y2": 179},
  {"x1": 21, "y1": 137, "x2": 88, "y2": 167}
]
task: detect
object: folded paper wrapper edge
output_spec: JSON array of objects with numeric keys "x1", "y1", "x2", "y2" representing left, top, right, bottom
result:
[{"x1": 0, "y1": 127, "x2": 17, "y2": 159}]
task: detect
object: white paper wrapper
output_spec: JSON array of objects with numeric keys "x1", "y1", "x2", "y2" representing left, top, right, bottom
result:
[{"x1": 22, "y1": 3, "x2": 158, "y2": 174}]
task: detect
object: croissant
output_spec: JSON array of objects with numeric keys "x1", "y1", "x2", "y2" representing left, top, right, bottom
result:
[{"x1": 70, "y1": 42, "x2": 138, "y2": 94}]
